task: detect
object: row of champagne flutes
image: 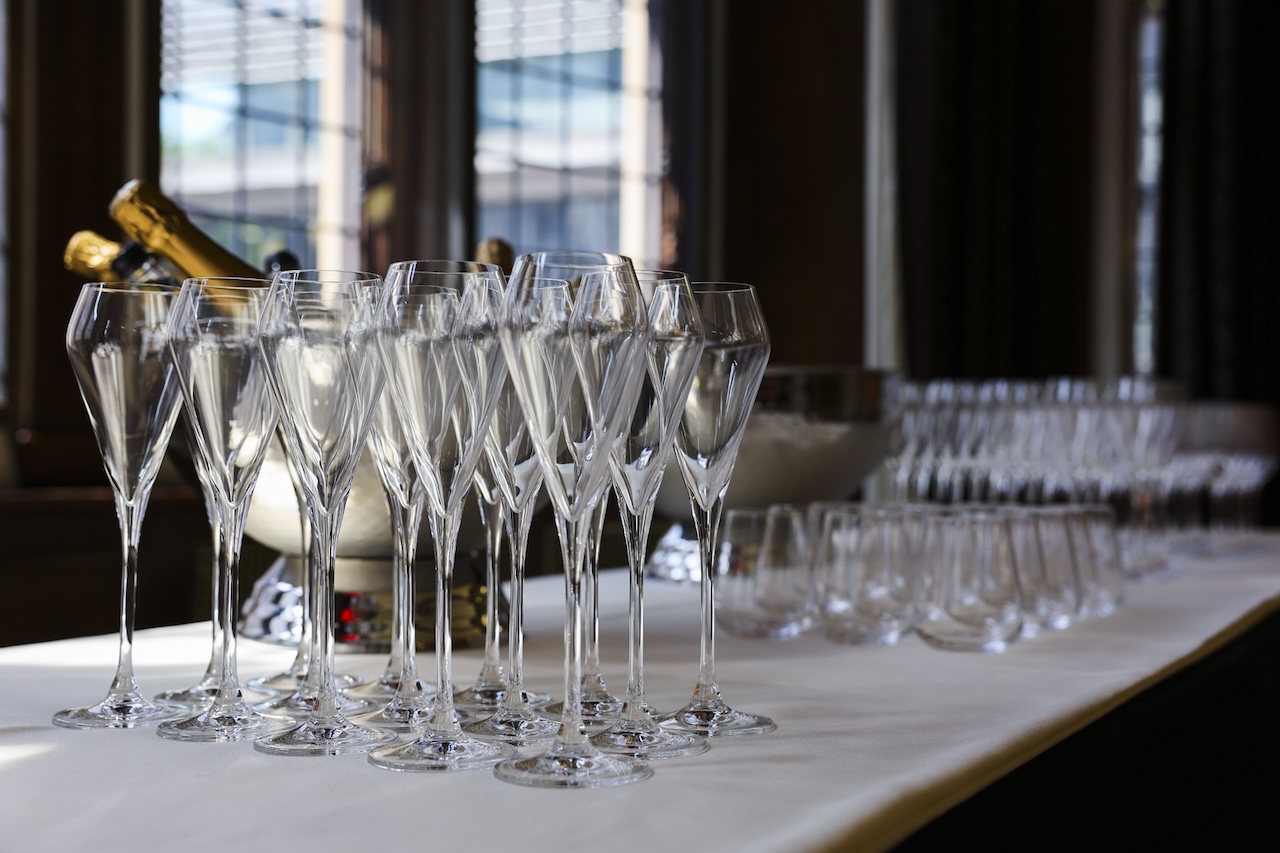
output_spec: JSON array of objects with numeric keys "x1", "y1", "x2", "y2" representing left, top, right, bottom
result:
[
  {"x1": 722, "y1": 500, "x2": 1127, "y2": 654},
  {"x1": 883, "y1": 376, "x2": 1191, "y2": 573},
  {"x1": 886, "y1": 376, "x2": 1183, "y2": 507},
  {"x1": 884, "y1": 375, "x2": 1279, "y2": 571},
  {"x1": 56, "y1": 252, "x2": 775, "y2": 788}
]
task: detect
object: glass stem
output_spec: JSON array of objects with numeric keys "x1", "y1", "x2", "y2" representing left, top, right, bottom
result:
[
  {"x1": 286, "y1": 445, "x2": 312, "y2": 679},
  {"x1": 109, "y1": 493, "x2": 146, "y2": 701},
  {"x1": 200, "y1": 485, "x2": 224, "y2": 684},
  {"x1": 477, "y1": 492, "x2": 505, "y2": 681},
  {"x1": 426, "y1": 508, "x2": 463, "y2": 735},
  {"x1": 552, "y1": 510, "x2": 592, "y2": 748},
  {"x1": 582, "y1": 495, "x2": 609, "y2": 685},
  {"x1": 690, "y1": 495, "x2": 724, "y2": 703},
  {"x1": 309, "y1": 504, "x2": 342, "y2": 721},
  {"x1": 618, "y1": 495, "x2": 655, "y2": 723},
  {"x1": 392, "y1": 490, "x2": 425, "y2": 700},
  {"x1": 498, "y1": 501, "x2": 536, "y2": 712},
  {"x1": 382, "y1": 490, "x2": 405, "y2": 685},
  {"x1": 211, "y1": 500, "x2": 245, "y2": 709}
]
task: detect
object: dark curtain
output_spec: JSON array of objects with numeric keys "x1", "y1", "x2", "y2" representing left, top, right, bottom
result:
[
  {"x1": 1160, "y1": 0, "x2": 1280, "y2": 403},
  {"x1": 896, "y1": 0, "x2": 1098, "y2": 382}
]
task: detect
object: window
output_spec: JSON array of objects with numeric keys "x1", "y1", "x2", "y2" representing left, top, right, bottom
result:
[
  {"x1": 475, "y1": 0, "x2": 665, "y2": 267},
  {"x1": 159, "y1": 0, "x2": 364, "y2": 271}
]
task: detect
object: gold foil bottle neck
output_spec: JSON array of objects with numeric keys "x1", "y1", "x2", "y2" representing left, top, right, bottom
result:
[
  {"x1": 475, "y1": 237, "x2": 515, "y2": 276},
  {"x1": 64, "y1": 230, "x2": 124, "y2": 281},
  {"x1": 109, "y1": 179, "x2": 187, "y2": 251},
  {"x1": 108, "y1": 178, "x2": 261, "y2": 279}
]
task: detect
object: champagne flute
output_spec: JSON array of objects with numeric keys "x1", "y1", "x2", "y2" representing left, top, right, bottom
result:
[
  {"x1": 493, "y1": 262, "x2": 654, "y2": 788},
  {"x1": 659, "y1": 283, "x2": 776, "y2": 737},
  {"x1": 463, "y1": 281, "x2": 563, "y2": 746},
  {"x1": 55, "y1": 282, "x2": 184, "y2": 729},
  {"x1": 368, "y1": 262, "x2": 517, "y2": 771},
  {"x1": 253, "y1": 271, "x2": 397, "y2": 756},
  {"x1": 514, "y1": 251, "x2": 633, "y2": 726},
  {"x1": 157, "y1": 278, "x2": 287, "y2": 741},
  {"x1": 251, "y1": 275, "x2": 379, "y2": 721},
  {"x1": 592, "y1": 270, "x2": 708, "y2": 759}
]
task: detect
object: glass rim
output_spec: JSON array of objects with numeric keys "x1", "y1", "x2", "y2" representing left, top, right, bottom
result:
[
  {"x1": 513, "y1": 250, "x2": 633, "y2": 272},
  {"x1": 386, "y1": 259, "x2": 502, "y2": 276},
  {"x1": 689, "y1": 281, "x2": 756, "y2": 293},
  {"x1": 274, "y1": 267, "x2": 382, "y2": 283},
  {"x1": 78, "y1": 280, "x2": 179, "y2": 294},
  {"x1": 181, "y1": 276, "x2": 272, "y2": 293}
]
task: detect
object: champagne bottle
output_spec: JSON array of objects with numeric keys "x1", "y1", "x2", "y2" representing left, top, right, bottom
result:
[
  {"x1": 63, "y1": 230, "x2": 181, "y2": 285},
  {"x1": 109, "y1": 178, "x2": 263, "y2": 279},
  {"x1": 63, "y1": 230, "x2": 124, "y2": 281},
  {"x1": 475, "y1": 237, "x2": 515, "y2": 275}
]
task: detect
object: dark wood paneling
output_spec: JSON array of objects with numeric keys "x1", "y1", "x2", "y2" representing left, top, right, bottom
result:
[
  {"x1": 666, "y1": 0, "x2": 866, "y2": 367},
  {"x1": 5, "y1": 0, "x2": 163, "y2": 486},
  {"x1": 0, "y1": 486, "x2": 210, "y2": 646}
]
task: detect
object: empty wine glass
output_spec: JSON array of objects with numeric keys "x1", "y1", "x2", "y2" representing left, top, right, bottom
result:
[
  {"x1": 55, "y1": 282, "x2": 184, "y2": 729},
  {"x1": 368, "y1": 262, "x2": 517, "y2": 771},
  {"x1": 659, "y1": 283, "x2": 776, "y2": 738},
  {"x1": 253, "y1": 271, "x2": 397, "y2": 756},
  {"x1": 493, "y1": 263, "x2": 654, "y2": 788},
  {"x1": 463, "y1": 308, "x2": 559, "y2": 746},
  {"x1": 250, "y1": 276, "x2": 379, "y2": 721},
  {"x1": 591, "y1": 270, "x2": 708, "y2": 760},
  {"x1": 157, "y1": 278, "x2": 287, "y2": 742},
  {"x1": 514, "y1": 252, "x2": 632, "y2": 724}
]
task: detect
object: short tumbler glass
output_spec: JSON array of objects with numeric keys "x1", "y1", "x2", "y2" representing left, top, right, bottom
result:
[{"x1": 716, "y1": 505, "x2": 815, "y2": 639}]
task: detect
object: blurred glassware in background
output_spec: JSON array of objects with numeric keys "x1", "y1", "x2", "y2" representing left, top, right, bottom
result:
[
  {"x1": 878, "y1": 376, "x2": 1280, "y2": 575},
  {"x1": 716, "y1": 505, "x2": 815, "y2": 640},
  {"x1": 913, "y1": 506, "x2": 1023, "y2": 653},
  {"x1": 649, "y1": 366, "x2": 902, "y2": 583},
  {"x1": 814, "y1": 503, "x2": 917, "y2": 645}
]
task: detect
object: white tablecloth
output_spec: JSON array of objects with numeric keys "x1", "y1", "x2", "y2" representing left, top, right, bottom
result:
[{"x1": 3, "y1": 539, "x2": 1280, "y2": 853}]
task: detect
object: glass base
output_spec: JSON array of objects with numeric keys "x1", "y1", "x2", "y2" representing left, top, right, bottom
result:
[
  {"x1": 347, "y1": 697, "x2": 433, "y2": 733},
  {"x1": 541, "y1": 685, "x2": 622, "y2": 730},
  {"x1": 493, "y1": 741, "x2": 653, "y2": 788},
  {"x1": 342, "y1": 675, "x2": 401, "y2": 703},
  {"x1": 368, "y1": 731, "x2": 516, "y2": 771},
  {"x1": 246, "y1": 669, "x2": 363, "y2": 696},
  {"x1": 53, "y1": 694, "x2": 182, "y2": 730},
  {"x1": 591, "y1": 719, "x2": 709, "y2": 760},
  {"x1": 253, "y1": 687, "x2": 375, "y2": 720},
  {"x1": 156, "y1": 702, "x2": 288, "y2": 743},
  {"x1": 453, "y1": 663, "x2": 508, "y2": 711},
  {"x1": 455, "y1": 685, "x2": 553, "y2": 713},
  {"x1": 659, "y1": 698, "x2": 777, "y2": 738},
  {"x1": 253, "y1": 714, "x2": 397, "y2": 756},
  {"x1": 463, "y1": 707, "x2": 560, "y2": 747},
  {"x1": 154, "y1": 680, "x2": 220, "y2": 709}
]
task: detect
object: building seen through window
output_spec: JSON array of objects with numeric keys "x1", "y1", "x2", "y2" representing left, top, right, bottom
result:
[
  {"x1": 160, "y1": 0, "x2": 363, "y2": 271},
  {"x1": 159, "y1": 0, "x2": 663, "y2": 275},
  {"x1": 476, "y1": 0, "x2": 664, "y2": 267}
]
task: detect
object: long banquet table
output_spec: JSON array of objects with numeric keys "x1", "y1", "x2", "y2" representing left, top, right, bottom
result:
[{"x1": 3, "y1": 539, "x2": 1280, "y2": 852}]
